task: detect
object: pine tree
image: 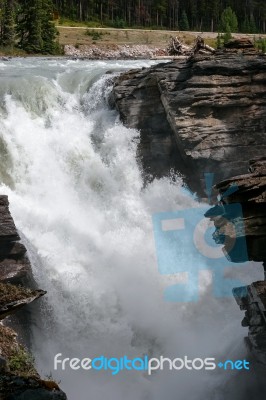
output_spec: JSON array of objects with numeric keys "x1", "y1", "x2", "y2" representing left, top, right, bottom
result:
[
  {"x1": 1, "y1": 0, "x2": 16, "y2": 47},
  {"x1": 220, "y1": 7, "x2": 238, "y2": 33},
  {"x1": 179, "y1": 10, "x2": 189, "y2": 31},
  {"x1": 241, "y1": 17, "x2": 250, "y2": 33},
  {"x1": 216, "y1": 32, "x2": 222, "y2": 48},
  {"x1": 17, "y1": 0, "x2": 58, "y2": 54},
  {"x1": 41, "y1": 0, "x2": 57, "y2": 53},
  {"x1": 17, "y1": 0, "x2": 43, "y2": 52},
  {"x1": 223, "y1": 22, "x2": 232, "y2": 43},
  {"x1": 249, "y1": 15, "x2": 257, "y2": 33}
]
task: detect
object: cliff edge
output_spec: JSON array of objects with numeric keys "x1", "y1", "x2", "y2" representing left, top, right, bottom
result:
[{"x1": 111, "y1": 43, "x2": 266, "y2": 192}]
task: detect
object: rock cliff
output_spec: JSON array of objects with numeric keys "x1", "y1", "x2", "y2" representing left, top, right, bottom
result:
[
  {"x1": 0, "y1": 195, "x2": 67, "y2": 400},
  {"x1": 111, "y1": 47, "x2": 266, "y2": 192},
  {"x1": 207, "y1": 158, "x2": 266, "y2": 370}
]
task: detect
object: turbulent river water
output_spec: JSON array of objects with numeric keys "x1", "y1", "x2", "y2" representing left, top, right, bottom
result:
[{"x1": 0, "y1": 58, "x2": 262, "y2": 400}]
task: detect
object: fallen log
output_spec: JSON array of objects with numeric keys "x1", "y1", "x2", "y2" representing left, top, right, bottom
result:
[{"x1": 167, "y1": 35, "x2": 215, "y2": 57}]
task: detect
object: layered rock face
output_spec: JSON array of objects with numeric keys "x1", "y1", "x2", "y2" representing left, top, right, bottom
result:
[
  {"x1": 0, "y1": 195, "x2": 32, "y2": 285},
  {"x1": 0, "y1": 195, "x2": 67, "y2": 400},
  {"x1": 111, "y1": 48, "x2": 266, "y2": 191},
  {"x1": 206, "y1": 158, "x2": 266, "y2": 265},
  {"x1": 208, "y1": 159, "x2": 266, "y2": 367}
]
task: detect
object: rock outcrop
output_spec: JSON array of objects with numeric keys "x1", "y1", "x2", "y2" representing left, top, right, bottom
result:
[
  {"x1": 0, "y1": 196, "x2": 31, "y2": 286},
  {"x1": 207, "y1": 158, "x2": 266, "y2": 369},
  {"x1": 0, "y1": 195, "x2": 67, "y2": 400},
  {"x1": 206, "y1": 157, "x2": 266, "y2": 266},
  {"x1": 111, "y1": 45, "x2": 266, "y2": 191}
]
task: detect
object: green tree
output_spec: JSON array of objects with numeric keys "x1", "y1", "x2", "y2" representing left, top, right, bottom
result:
[
  {"x1": 41, "y1": 0, "x2": 57, "y2": 53},
  {"x1": 241, "y1": 17, "x2": 250, "y2": 33},
  {"x1": 249, "y1": 15, "x2": 257, "y2": 33},
  {"x1": 223, "y1": 22, "x2": 232, "y2": 43},
  {"x1": 179, "y1": 9, "x2": 189, "y2": 30},
  {"x1": 17, "y1": 0, "x2": 58, "y2": 54},
  {"x1": 0, "y1": 0, "x2": 16, "y2": 47},
  {"x1": 220, "y1": 6, "x2": 238, "y2": 33},
  {"x1": 17, "y1": 0, "x2": 43, "y2": 52},
  {"x1": 216, "y1": 32, "x2": 222, "y2": 48}
]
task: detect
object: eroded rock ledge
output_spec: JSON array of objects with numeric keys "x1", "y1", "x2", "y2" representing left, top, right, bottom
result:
[
  {"x1": 208, "y1": 159, "x2": 266, "y2": 368},
  {"x1": 0, "y1": 195, "x2": 67, "y2": 400},
  {"x1": 111, "y1": 47, "x2": 266, "y2": 192}
]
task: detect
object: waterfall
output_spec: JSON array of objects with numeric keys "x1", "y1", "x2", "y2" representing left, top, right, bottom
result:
[{"x1": 0, "y1": 58, "x2": 260, "y2": 400}]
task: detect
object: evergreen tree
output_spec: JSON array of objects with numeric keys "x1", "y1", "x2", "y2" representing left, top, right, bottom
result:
[
  {"x1": 41, "y1": 0, "x2": 57, "y2": 53},
  {"x1": 179, "y1": 10, "x2": 189, "y2": 30},
  {"x1": 17, "y1": 0, "x2": 43, "y2": 52},
  {"x1": 241, "y1": 17, "x2": 250, "y2": 33},
  {"x1": 216, "y1": 32, "x2": 222, "y2": 48},
  {"x1": 220, "y1": 6, "x2": 238, "y2": 33},
  {"x1": 223, "y1": 22, "x2": 232, "y2": 43},
  {"x1": 249, "y1": 15, "x2": 257, "y2": 33},
  {"x1": 1, "y1": 0, "x2": 16, "y2": 47},
  {"x1": 16, "y1": 0, "x2": 58, "y2": 53}
]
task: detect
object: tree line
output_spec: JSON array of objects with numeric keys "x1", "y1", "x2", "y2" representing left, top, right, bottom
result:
[
  {"x1": 55, "y1": 0, "x2": 265, "y2": 33},
  {"x1": 0, "y1": 0, "x2": 265, "y2": 54}
]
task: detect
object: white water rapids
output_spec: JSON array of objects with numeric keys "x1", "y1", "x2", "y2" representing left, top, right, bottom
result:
[{"x1": 0, "y1": 58, "x2": 262, "y2": 400}]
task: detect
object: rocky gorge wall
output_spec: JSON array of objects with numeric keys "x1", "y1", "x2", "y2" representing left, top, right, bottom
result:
[
  {"x1": 111, "y1": 45, "x2": 266, "y2": 192},
  {"x1": 0, "y1": 195, "x2": 67, "y2": 400},
  {"x1": 206, "y1": 158, "x2": 266, "y2": 387}
]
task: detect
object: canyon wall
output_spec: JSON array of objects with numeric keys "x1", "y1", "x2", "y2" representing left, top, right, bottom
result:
[
  {"x1": 111, "y1": 47, "x2": 266, "y2": 192},
  {"x1": 0, "y1": 195, "x2": 67, "y2": 400}
]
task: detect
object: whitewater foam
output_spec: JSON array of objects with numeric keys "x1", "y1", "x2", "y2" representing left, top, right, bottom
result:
[{"x1": 0, "y1": 58, "x2": 261, "y2": 400}]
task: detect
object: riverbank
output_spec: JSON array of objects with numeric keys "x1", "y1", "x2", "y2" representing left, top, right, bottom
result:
[
  {"x1": 1, "y1": 27, "x2": 265, "y2": 59},
  {"x1": 64, "y1": 43, "x2": 167, "y2": 59}
]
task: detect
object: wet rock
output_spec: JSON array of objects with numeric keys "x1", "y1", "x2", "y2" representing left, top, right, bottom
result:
[
  {"x1": 0, "y1": 374, "x2": 67, "y2": 400},
  {"x1": 0, "y1": 283, "x2": 46, "y2": 320},
  {"x1": 208, "y1": 158, "x2": 266, "y2": 370},
  {"x1": 0, "y1": 196, "x2": 20, "y2": 242},
  {"x1": 208, "y1": 158, "x2": 266, "y2": 264},
  {"x1": 0, "y1": 195, "x2": 67, "y2": 399},
  {"x1": 0, "y1": 355, "x2": 7, "y2": 372},
  {"x1": 234, "y1": 282, "x2": 266, "y2": 365}
]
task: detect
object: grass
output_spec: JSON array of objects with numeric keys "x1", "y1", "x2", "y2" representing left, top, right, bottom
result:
[
  {"x1": 57, "y1": 26, "x2": 196, "y2": 48},
  {"x1": 0, "y1": 283, "x2": 35, "y2": 308},
  {"x1": 255, "y1": 37, "x2": 266, "y2": 52},
  {"x1": 8, "y1": 346, "x2": 36, "y2": 377},
  {"x1": 0, "y1": 325, "x2": 37, "y2": 377},
  {"x1": 0, "y1": 46, "x2": 27, "y2": 57}
]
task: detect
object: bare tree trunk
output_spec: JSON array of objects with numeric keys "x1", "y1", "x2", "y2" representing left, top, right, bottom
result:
[{"x1": 79, "y1": 1, "x2": 82, "y2": 21}]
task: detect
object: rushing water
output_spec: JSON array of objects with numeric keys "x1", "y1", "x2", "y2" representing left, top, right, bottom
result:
[{"x1": 0, "y1": 58, "x2": 262, "y2": 400}]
